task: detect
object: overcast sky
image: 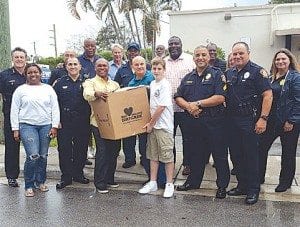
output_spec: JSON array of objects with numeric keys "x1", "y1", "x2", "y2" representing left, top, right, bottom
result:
[{"x1": 9, "y1": 0, "x2": 268, "y2": 57}]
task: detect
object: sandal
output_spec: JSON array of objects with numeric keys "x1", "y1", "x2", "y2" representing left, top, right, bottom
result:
[
  {"x1": 39, "y1": 184, "x2": 49, "y2": 192},
  {"x1": 25, "y1": 188, "x2": 35, "y2": 197}
]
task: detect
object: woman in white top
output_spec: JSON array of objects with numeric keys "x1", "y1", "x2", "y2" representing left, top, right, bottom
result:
[{"x1": 10, "y1": 63, "x2": 60, "y2": 197}]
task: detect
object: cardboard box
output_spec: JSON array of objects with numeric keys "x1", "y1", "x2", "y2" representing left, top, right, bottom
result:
[{"x1": 91, "y1": 86, "x2": 151, "y2": 140}]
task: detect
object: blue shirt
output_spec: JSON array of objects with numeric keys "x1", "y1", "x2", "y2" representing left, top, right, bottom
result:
[
  {"x1": 114, "y1": 61, "x2": 151, "y2": 88},
  {"x1": 108, "y1": 60, "x2": 125, "y2": 80},
  {"x1": 77, "y1": 53, "x2": 100, "y2": 78},
  {"x1": 128, "y1": 70, "x2": 154, "y2": 87}
]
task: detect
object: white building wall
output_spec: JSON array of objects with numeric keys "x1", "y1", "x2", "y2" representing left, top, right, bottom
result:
[{"x1": 169, "y1": 5, "x2": 298, "y2": 70}]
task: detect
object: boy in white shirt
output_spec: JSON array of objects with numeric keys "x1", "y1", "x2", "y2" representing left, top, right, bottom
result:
[{"x1": 139, "y1": 57, "x2": 174, "y2": 198}]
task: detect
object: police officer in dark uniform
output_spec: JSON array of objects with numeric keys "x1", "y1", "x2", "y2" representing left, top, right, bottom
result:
[
  {"x1": 49, "y1": 49, "x2": 76, "y2": 85},
  {"x1": 226, "y1": 42, "x2": 273, "y2": 205},
  {"x1": 175, "y1": 45, "x2": 230, "y2": 199},
  {"x1": 0, "y1": 47, "x2": 27, "y2": 187},
  {"x1": 53, "y1": 57, "x2": 91, "y2": 189}
]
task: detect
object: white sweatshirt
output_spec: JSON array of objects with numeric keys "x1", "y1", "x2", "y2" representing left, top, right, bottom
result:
[{"x1": 10, "y1": 84, "x2": 60, "y2": 130}]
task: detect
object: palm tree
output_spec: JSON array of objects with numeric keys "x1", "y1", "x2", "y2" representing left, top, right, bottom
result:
[
  {"x1": 0, "y1": 0, "x2": 11, "y2": 69},
  {"x1": 66, "y1": 0, "x2": 123, "y2": 44}
]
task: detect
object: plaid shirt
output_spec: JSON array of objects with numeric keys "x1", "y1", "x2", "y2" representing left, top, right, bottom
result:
[{"x1": 165, "y1": 52, "x2": 195, "y2": 112}]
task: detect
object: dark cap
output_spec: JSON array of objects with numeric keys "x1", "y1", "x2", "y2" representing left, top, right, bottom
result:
[{"x1": 127, "y1": 42, "x2": 140, "y2": 51}]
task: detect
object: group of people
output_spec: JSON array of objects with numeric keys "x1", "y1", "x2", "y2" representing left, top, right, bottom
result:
[{"x1": 0, "y1": 36, "x2": 299, "y2": 205}]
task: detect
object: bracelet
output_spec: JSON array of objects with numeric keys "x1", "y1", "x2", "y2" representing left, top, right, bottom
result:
[{"x1": 196, "y1": 100, "x2": 203, "y2": 109}]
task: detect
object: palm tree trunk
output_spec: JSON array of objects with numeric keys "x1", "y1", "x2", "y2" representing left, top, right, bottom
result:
[
  {"x1": 108, "y1": 4, "x2": 122, "y2": 43},
  {"x1": 131, "y1": 9, "x2": 142, "y2": 48},
  {"x1": 125, "y1": 12, "x2": 137, "y2": 43},
  {"x1": 0, "y1": 0, "x2": 11, "y2": 70}
]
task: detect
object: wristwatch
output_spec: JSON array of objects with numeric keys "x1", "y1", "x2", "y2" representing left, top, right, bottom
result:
[
  {"x1": 260, "y1": 115, "x2": 269, "y2": 121},
  {"x1": 196, "y1": 100, "x2": 203, "y2": 109}
]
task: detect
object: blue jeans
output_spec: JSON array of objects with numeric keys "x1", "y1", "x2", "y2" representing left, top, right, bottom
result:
[{"x1": 20, "y1": 123, "x2": 51, "y2": 189}]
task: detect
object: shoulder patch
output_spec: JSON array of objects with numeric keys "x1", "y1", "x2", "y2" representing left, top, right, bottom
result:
[{"x1": 260, "y1": 69, "x2": 269, "y2": 78}]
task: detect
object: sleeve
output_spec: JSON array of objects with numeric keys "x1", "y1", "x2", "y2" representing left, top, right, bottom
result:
[
  {"x1": 288, "y1": 75, "x2": 300, "y2": 124},
  {"x1": 49, "y1": 87, "x2": 60, "y2": 128},
  {"x1": 49, "y1": 69, "x2": 58, "y2": 86},
  {"x1": 213, "y1": 69, "x2": 227, "y2": 97},
  {"x1": 82, "y1": 79, "x2": 97, "y2": 102},
  {"x1": 174, "y1": 78, "x2": 185, "y2": 99},
  {"x1": 114, "y1": 68, "x2": 122, "y2": 85},
  {"x1": 255, "y1": 68, "x2": 271, "y2": 95},
  {"x1": 10, "y1": 87, "x2": 21, "y2": 130}
]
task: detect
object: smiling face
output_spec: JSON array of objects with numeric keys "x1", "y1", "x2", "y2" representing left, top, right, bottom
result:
[
  {"x1": 275, "y1": 52, "x2": 290, "y2": 73},
  {"x1": 232, "y1": 43, "x2": 250, "y2": 70},
  {"x1": 66, "y1": 57, "x2": 81, "y2": 77},
  {"x1": 207, "y1": 44, "x2": 217, "y2": 60},
  {"x1": 112, "y1": 46, "x2": 123, "y2": 63},
  {"x1": 12, "y1": 50, "x2": 26, "y2": 71},
  {"x1": 168, "y1": 37, "x2": 182, "y2": 60},
  {"x1": 95, "y1": 59, "x2": 109, "y2": 79},
  {"x1": 25, "y1": 65, "x2": 41, "y2": 85},
  {"x1": 193, "y1": 47, "x2": 210, "y2": 72},
  {"x1": 132, "y1": 56, "x2": 146, "y2": 77}
]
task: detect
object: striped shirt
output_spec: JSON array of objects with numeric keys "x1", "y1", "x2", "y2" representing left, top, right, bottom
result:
[{"x1": 165, "y1": 52, "x2": 195, "y2": 112}]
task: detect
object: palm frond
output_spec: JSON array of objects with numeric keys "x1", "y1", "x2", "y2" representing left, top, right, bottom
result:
[{"x1": 66, "y1": 0, "x2": 81, "y2": 20}]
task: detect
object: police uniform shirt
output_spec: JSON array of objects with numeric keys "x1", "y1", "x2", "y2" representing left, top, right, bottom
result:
[
  {"x1": 53, "y1": 75, "x2": 90, "y2": 124},
  {"x1": 49, "y1": 66, "x2": 68, "y2": 85},
  {"x1": 226, "y1": 61, "x2": 271, "y2": 109},
  {"x1": 174, "y1": 66, "x2": 226, "y2": 104},
  {"x1": 77, "y1": 54, "x2": 100, "y2": 78},
  {"x1": 0, "y1": 67, "x2": 26, "y2": 115},
  {"x1": 214, "y1": 58, "x2": 227, "y2": 73}
]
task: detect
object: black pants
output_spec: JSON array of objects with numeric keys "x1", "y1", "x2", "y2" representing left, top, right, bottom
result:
[
  {"x1": 57, "y1": 122, "x2": 89, "y2": 181},
  {"x1": 4, "y1": 115, "x2": 20, "y2": 179},
  {"x1": 92, "y1": 126, "x2": 121, "y2": 189},
  {"x1": 228, "y1": 116, "x2": 260, "y2": 194},
  {"x1": 259, "y1": 120, "x2": 300, "y2": 186},
  {"x1": 174, "y1": 112, "x2": 190, "y2": 165},
  {"x1": 185, "y1": 113, "x2": 230, "y2": 189}
]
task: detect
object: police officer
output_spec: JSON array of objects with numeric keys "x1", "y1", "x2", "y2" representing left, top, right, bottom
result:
[
  {"x1": 54, "y1": 57, "x2": 91, "y2": 189},
  {"x1": 0, "y1": 47, "x2": 27, "y2": 187},
  {"x1": 226, "y1": 42, "x2": 272, "y2": 205},
  {"x1": 175, "y1": 45, "x2": 230, "y2": 199}
]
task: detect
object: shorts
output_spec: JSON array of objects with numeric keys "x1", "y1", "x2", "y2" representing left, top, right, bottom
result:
[{"x1": 146, "y1": 128, "x2": 174, "y2": 163}]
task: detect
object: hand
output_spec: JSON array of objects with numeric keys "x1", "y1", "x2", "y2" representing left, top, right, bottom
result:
[
  {"x1": 13, "y1": 130, "x2": 20, "y2": 142},
  {"x1": 143, "y1": 123, "x2": 153, "y2": 133},
  {"x1": 95, "y1": 91, "x2": 108, "y2": 101},
  {"x1": 187, "y1": 102, "x2": 199, "y2": 115},
  {"x1": 255, "y1": 118, "x2": 267, "y2": 134},
  {"x1": 191, "y1": 108, "x2": 203, "y2": 118},
  {"x1": 49, "y1": 128, "x2": 58, "y2": 138},
  {"x1": 283, "y1": 121, "x2": 293, "y2": 132}
]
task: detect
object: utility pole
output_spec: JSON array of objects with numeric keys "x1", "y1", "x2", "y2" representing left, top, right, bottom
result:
[
  {"x1": 49, "y1": 24, "x2": 58, "y2": 57},
  {"x1": 0, "y1": 0, "x2": 11, "y2": 142},
  {"x1": 0, "y1": 0, "x2": 11, "y2": 70}
]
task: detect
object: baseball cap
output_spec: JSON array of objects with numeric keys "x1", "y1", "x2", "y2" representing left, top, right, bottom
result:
[{"x1": 127, "y1": 42, "x2": 140, "y2": 51}]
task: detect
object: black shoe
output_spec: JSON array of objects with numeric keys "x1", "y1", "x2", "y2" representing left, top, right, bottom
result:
[
  {"x1": 107, "y1": 182, "x2": 119, "y2": 188},
  {"x1": 245, "y1": 193, "x2": 259, "y2": 205},
  {"x1": 227, "y1": 187, "x2": 246, "y2": 196},
  {"x1": 230, "y1": 168, "x2": 236, "y2": 176},
  {"x1": 216, "y1": 188, "x2": 227, "y2": 199},
  {"x1": 176, "y1": 182, "x2": 198, "y2": 191},
  {"x1": 73, "y1": 176, "x2": 90, "y2": 184},
  {"x1": 275, "y1": 184, "x2": 291, "y2": 192},
  {"x1": 122, "y1": 162, "x2": 136, "y2": 168},
  {"x1": 85, "y1": 159, "x2": 93, "y2": 166},
  {"x1": 8, "y1": 179, "x2": 19, "y2": 187},
  {"x1": 260, "y1": 179, "x2": 265, "y2": 184},
  {"x1": 56, "y1": 180, "x2": 72, "y2": 189}
]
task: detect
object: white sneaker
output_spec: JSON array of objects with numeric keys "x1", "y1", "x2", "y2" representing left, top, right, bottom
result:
[
  {"x1": 138, "y1": 181, "x2": 158, "y2": 194},
  {"x1": 163, "y1": 183, "x2": 174, "y2": 198}
]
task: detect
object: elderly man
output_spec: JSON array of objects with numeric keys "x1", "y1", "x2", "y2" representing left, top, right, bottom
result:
[
  {"x1": 108, "y1": 44, "x2": 125, "y2": 80},
  {"x1": 54, "y1": 57, "x2": 91, "y2": 189},
  {"x1": 127, "y1": 56, "x2": 166, "y2": 188},
  {"x1": 49, "y1": 49, "x2": 76, "y2": 85},
  {"x1": 83, "y1": 58, "x2": 121, "y2": 193},
  {"x1": 165, "y1": 36, "x2": 195, "y2": 176},
  {"x1": 155, "y1": 45, "x2": 166, "y2": 58},
  {"x1": 0, "y1": 47, "x2": 27, "y2": 187},
  {"x1": 175, "y1": 46, "x2": 230, "y2": 199},
  {"x1": 207, "y1": 43, "x2": 227, "y2": 73},
  {"x1": 114, "y1": 42, "x2": 150, "y2": 168},
  {"x1": 226, "y1": 42, "x2": 272, "y2": 205}
]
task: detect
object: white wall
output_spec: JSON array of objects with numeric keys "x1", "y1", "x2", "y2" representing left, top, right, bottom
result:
[{"x1": 169, "y1": 5, "x2": 300, "y2": 70}]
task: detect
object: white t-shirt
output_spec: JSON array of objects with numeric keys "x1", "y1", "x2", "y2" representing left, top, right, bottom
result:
[
  {"x1": 10, "y1": 83, "x2": 60, "y2": 130},
  {"x1": 149, "y1": 78, "x2": 174, "y2": 134}
]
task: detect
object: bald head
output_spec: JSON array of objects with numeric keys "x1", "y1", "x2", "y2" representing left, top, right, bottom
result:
[{"x1": 83, "y1": 38, "x2": 96, "y2": 58}]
